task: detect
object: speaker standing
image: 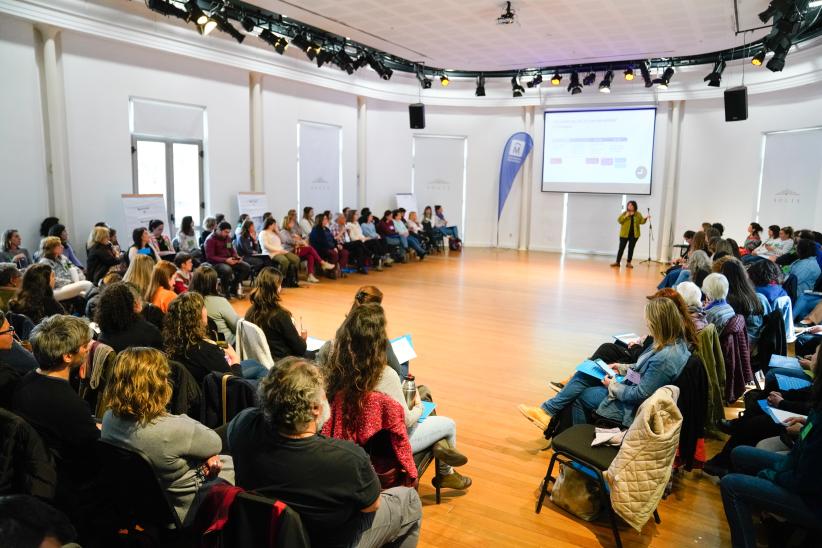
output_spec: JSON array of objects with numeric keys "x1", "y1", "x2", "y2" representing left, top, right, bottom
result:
[{"x1": 611, "y1": 200, "x2": 649, "y2": 269}]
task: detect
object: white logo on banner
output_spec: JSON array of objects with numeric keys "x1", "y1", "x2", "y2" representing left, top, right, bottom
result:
[
  {"x1": 508, "y1": 139, "x2": 525, "y2": 160},
  {"x1": 426, "y1": 178, "x2": 450, "y2": 191},
  {"x1": 773, "y1": 189, "x2": 800, "y2": 204}
]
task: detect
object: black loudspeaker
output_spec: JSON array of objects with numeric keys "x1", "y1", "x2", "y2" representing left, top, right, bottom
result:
[
  {"x1": 724, "y1": 86, "x2": 748, "y2": 122},
  {"x1": 409, "y1": 103, "x2": 425, "y2": 129}
]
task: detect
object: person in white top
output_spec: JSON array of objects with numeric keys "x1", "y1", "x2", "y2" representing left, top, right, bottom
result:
[
  {"x1": 345, "y1": 210, "x2": 384, "y2": 271},
  {"x1": 279, "y1": 216, "x2": 334, "y2": 282},
  {"x1": 752, "y1": 226, "x2": 795, "y2": 259},
  {"x1": 433, "y1": 205, "x2": 459, "y2": 240},
  {"x1": 259, "y1": 217, "x2": 307, "y2": 282},
  {"x1": 299, "y1": 207, "x2": 314, "y2": 238},
  {"x1": 405, "y1": 211, "x2": 431, "y2": 251}
]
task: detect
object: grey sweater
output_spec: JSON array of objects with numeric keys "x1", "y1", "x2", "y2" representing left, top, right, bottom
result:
[
  {"x1": 205, "y1": 295, "x2": 239, "y2": 345},
  {"x1": 101, "y1": 411, "x2": 234, "y2": 522},
  {"x1": 375, "y1": 365, "x2": 422, "y2": 429}
]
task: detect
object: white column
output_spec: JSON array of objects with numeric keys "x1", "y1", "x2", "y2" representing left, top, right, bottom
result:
[
  {"x1": 37, "y1": 25, "x2": 73, "y2": 228},
  {"x1": 249, "y1": 72, "x2": 264, "y2": 192},
  {"x1": 357, "y1": 96, "x2": 367, "y2": 208},
  {"x1": 659, "y1": 100, "x2": 685, "y2": 262},
  {"x1": 518, "y1": 106, "x2": 535, "y2": 250}
]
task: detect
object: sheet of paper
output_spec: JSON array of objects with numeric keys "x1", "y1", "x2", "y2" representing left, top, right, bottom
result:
[
  {"x1": 768, "y1": 355, "x2": 802, "y2": 370},
  {"x1": 305, "y1": 336, "x2": 326, "y2": 352},
  {"x1": 595, "y1": 359, "x2": 616, "y2": 378},
  {"x1": 775, "y1": 374, "x2": 812, "y2": 391},
  {"x1": 758, "y1": 399, "x2": 807, "y2": 424},
  {"x1": 613, "y1": 333, "x2": 640, "y2": 346},
  {"x1": 418, "y1": 401, "x2": 437, "y2": 423},
  {"x1": 577, "y1": 360, "x2": 625, "y2": 383},
  {"x1": 391, "y1": 335, "x2": 417, "y2": 364}
]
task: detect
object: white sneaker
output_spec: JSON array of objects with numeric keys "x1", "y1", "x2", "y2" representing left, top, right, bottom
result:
[
  {"x1": 321, "y1": 261, "x2": 335, "y2": 270},
  {"x1": 307, "y1": 274, "x2": 320, "y2": 283},
  {"x1": 384, "y1": 256, "x2": 394, "y2": 265}
]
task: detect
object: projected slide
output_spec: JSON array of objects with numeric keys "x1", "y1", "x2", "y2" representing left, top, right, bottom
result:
[{"x1": 541, "y1": 108, "x2": 656, "y2": 194}]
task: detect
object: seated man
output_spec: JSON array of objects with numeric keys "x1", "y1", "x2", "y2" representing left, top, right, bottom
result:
[
  {"x1": 11, "y1": 315, "x2": 99, "y2": 507},
  {"x1": 204, "y1": 221, "x2": 251, "y2": 299},
  {"x1": 227, "y1": 357, "x2": 421, "y2": 548},
  {"x1": 0, "y1": 262, "x2": 21, "y2": 311}
]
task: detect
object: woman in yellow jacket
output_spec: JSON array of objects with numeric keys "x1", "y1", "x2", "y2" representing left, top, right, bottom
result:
[{"x1": 611, "y1": 201, "x2": 649, "y2": 268}]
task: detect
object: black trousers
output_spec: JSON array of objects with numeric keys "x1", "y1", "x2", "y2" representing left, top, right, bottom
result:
[{"x1": 616, "y1": 236, "x2": 638, "y2": 263}]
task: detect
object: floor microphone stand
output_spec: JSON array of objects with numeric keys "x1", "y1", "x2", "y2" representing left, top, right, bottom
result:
[{"x1": 639, "y1": 208, "x2": 657, "y2": 265}]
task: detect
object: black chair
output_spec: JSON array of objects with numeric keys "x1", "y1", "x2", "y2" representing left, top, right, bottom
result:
[
  {"x1": 782, "y1": 273, "x2": 798, "y2": 306},
  {"x1": 422, "y1": 221, "x2": 445, "y2": 254},
  {"x1": 95, "y1": 439, "x2": 183, "y2": 543},
  {"x1": 535, "y1": 424, "x2": 660, "y2": 548},
  {"x1": 413, "y1": 450, "x2": 442, "y2": 504},
  {"x1": 223, "y1": 491, "x2": 311, "y2": 547},
  {"x1": 201, "y1": 372, "x2": 257, "y2": 428}
]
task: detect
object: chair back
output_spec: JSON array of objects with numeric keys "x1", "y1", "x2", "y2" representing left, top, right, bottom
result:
[
  {"x1": 673, "y1": 353, "x2": 708, "y2": 470},
  {"x1": 753, "y1": 309, "x2": 787, "y2": 374},
  {"x1": 236, "y1": 319, "x2": 275, "y2": 369},
  {"x1": 167, "y1": 360, "x2": 202, "y2": 418},
  {"x1": 773, "y1": 295, "x2": 796, "y2": 343},
  {"x1": 782, "y1": 273, "x2": 798, "y2": 306},
  {"x1": 718, "y1": 314, "x2": 753, "y2": 403},
  {"x1": 95, "y1": 438, "x2": 182, "y2": 533},
  {"x1": 224, "y1": 491, "x2": 311, "y2": 547},
  {"x1": 200, "y1": 372, "x2": 258, "y2": 428}
]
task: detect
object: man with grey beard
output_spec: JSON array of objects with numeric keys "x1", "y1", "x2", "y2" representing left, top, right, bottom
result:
[{"x1": 227, "y1": 357, "x2": 421, "y2": 548}]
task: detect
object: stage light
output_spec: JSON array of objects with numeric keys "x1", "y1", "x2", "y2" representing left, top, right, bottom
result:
[
  {"x1": 440, "y1": 74, "x2": 450, "y2": 87},
  {"x1": 367, "y1": 55, "x2": 392, "y2": 80},
  {"x1": 212, "y1": 13, "x2": 245, "y2": 43},
  {"x1": 416, "y1": 67, "x2": 432, "y2": 88},
  {"x1": 147, "y1": 0, "x2": 188, "y2": 20},
  {"x1": 758, "y1": 0, "x2": 791, "y2": 23},
  {"x1": 751, "y1": 50, "x2": 767, "y2": 66},
  {"x1": 766, "y1": 48, "x2": 788, "y2": 71},
  {"x1": 260, "y1": 30, "x2": 288, "y2": 54},
  {"x1": 241, "y1": 16, "x2": 255, "y2": 32},
  {"x1": 290, "y1": 33, "x2": 309, "y2": 51},
  {"x1": 526, "y1": 73, "x2": 542, "y2": 88},
  {"x1": 639, "y1": 61, "x2": 653, "y2": 87},
  {"x1": 334, "y1": 49, "x2": 355, "y2": 74},
  {"x1": 598, "y1": 70, "x2": 613, "y2": 93},
  {"x1": 199, "y1": 18, "x2": 217, "y2": 36},
  {"x1": 624, "y1": 67, "x2": 634, "y2": 80},
  {"x1": 353, "y1": 54, "x2": 369, "y2": 70},
  {"x1": 567, "y1": 72, "x2": 582, "y2": 94},
  {"x1": 550, "y1": 72, "x2": 562, "y2": 85},
  {"x1": 653, "y1": 67, "x2": 675, "y2": 89},
  {"x1": 475, "y1": 75, "x2": 486, "y2": 96},
  {"x1": 703, "y1": 59, "x2": 726, "y2": 87},
  {"x1": 582, "y1": 72, "x2": 596, "y2": 86},
  {"x1": 316, "y1": 49, "x2": 333, "y2": 68},
  {"x1": 511, "y1": 75, "x2": 524, "y2": 97}
]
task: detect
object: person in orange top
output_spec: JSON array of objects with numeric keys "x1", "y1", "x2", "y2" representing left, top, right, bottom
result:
[{"x1": 146, "y1": 260, "x2": 178, "y2": 313}]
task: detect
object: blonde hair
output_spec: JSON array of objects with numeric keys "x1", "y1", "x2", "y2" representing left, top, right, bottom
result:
[
  {"x1": 124, "y1": 254, "x2": 156, "y2": 297},
  {"x1": 40, "y1": 236, "x2": 63, "y2": 258},
  {"x1": 102, "y1": 347, "x2": 172, "y2": 425},
  {"x1": 87, "y1": 226, "x2": 110, "y2": 249},
  {"x1": 645, "y1": 298, "x2": 686, "y2": 351},
  {"x1": 145, "y1": 260, "x2": 177, "y2": 303}
]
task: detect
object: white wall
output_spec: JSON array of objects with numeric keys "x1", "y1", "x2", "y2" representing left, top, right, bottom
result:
[
  {"x1": 0, "y1": 17, "x2": 49, "y2": 251},
  {"x1": 674, "y1": 87, "x2": 822, "y2": 244},
  {"x1": 60, "y1": 30, "x2": 250, "y2": 255}
]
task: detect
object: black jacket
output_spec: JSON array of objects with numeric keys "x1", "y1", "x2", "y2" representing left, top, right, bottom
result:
[
  {"x1": 674, "y1": 353, "x2": 708, "y2": 471},
  {"x1": 86, "y1": 243, "x2": 121, "y2": 286},
  {"x1": 0, "y1": 408, "x2": 57, "y2": 500}
]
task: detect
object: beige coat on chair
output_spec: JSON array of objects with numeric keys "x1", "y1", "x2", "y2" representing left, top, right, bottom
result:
[{"x1": 605, "y1": 386, "x2": 682, "y2": 532}]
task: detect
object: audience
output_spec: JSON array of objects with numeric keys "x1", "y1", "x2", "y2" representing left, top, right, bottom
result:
[
  {"x1": 280, "y1": 216, "x2": 333, "y2": 282},
  {"x1": 332, "y1": 213, "x2": 369, "y2": 273},
  {"x1": 38, "y1": 236, "x2": 93, "y2": 302},
  {"x1": 790, "y1": 238, "x2": 821, "y2": 296},
  {"x1": 145, "y1": 260, "x2": 179, "y2": 313},
  {"x1": 747, "y1": 259, "x2": 787, "y2": 307},
  {"x1": 299, "y1": 206, "x2": 315, "y2": 236},
  {"x1": 258, "y1": 217, "x2": 302, "y2": 280},
  {"x1": 676, "y1": 281, "x2": 708, "y2": 331},
  {"x1": 753, "y1": 226, "x2": 794, "y2": 259},
  {"x1": 227, "y1": 357, "x2": 422, "y2": 547},
  {"x1": 244, "y1": 268, "x2": 307, "y2": 360},
  {"x1": 310, "y1": 213, "x2": 349, "y2": 272},
  {"x1": 0, "y1": 263, "x2": 21, "y2": 311},
  {"x1": 742, "y1": 222, "x2": 762, "y2": 253},
  {"x1": 392, "y1": 210, "x2": 426, "y2": 261},
  {"x1": 204, "y1": 221, "x2": 250, "y2": 299},
  {"x1": 703, "y1": 273, "x2": 736, "y2": 334},
  {"x1": 235, "y1": 218, "x2": 270, "y2": 276},
  {"x1": 148, "y1": 219, "x2": 175, "y2": 260},
  {"x1": 173, "y1": 252, "x2": 193, "y2": 293},
  {"x1": 199, "y1": 216, "x2": 216, "y2": 248},
  {"x1": 128, "y1": 227, "x2": 157, "y2": 263},
  {"x1": 101, "y1": 347, "x2": 234, "y2": 525},
  {"x1": 47, "y1": 224, "x2": 83, "y2": 269},
  {"x1": 719, "y1": 258, "x2": 765, "y2": 344},
  {"x1": 123, "y1": 253, "x2": 155, "y2": 300},
  {"x1": 189, "y1": 265, "x2": 238, "y2": 345},
  {"x1": 85, "y1": 226, "x2": 121, "y2": 286},
  {"x1": 176, "y1": 215, "x2": 200, "y2": 255},
  {"x1": 8, "y1": 264, "x2": 65, "y2": 324},
  {"x1": 96, "y1": 282, "x2": 163, "y2": 352},
  {"x1": 0, "y1": 229, "x2": 32, "y2": 268},
  {"x1": 432, "y1": 205, "x2": 459, "y2": 240},
  {"x1": 164, "y1": 291, "x2": 266, "y2": 383}
]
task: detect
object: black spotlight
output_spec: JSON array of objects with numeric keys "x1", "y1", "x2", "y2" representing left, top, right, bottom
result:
[
  {"x1": 316, "y1": 49, "x2": 334, "y2": 68},
  {"x1": 260, "y1": 29, "x2": 288, "y2": 54},
  {"x1": 511, "y1": 75, "x2": 525, "y2": 97},
  {"x1": 148, "y1": 0, "x2": 189, "y2": 20},
  {"x1": 241, "y1": 16, "x2": 255, "y2": 32},
  {"x1": 582, "y1": 72, "x2": 596, "y2": 86},
  {"x1": 567, "y1": 72, "x2": 582, "y2": 94},
  {"x1": 335, "y1": 49, "x2": 355, "y2": 74},
  {"x1": 639, "y1": 61, "x2": 653, "y2": 87},
  {"x1": 353, "y1": 54, "x2": 369, "y2": 70},
  {"x1": 653, "y1": 67, "x2": 675, "y2": 89},
  {"x1": 212, "y1": 12, "x2": 245, "y2": 43},
  {"x1": 704, "y1": 59, "x2": 726, "y2": 87},
  {"x1": 475, "y1": 75, "x2": 486, "y2": 96},
  {"x1": 767, "y1": 47, "x2": 789, "y2": 72},
  {"x1": 758, "y1": 0, "x2": 791, "y2": 23},
  {"x1": 367, "y1": 55, "x2": 392, "y2": 80},
  {"x1": 598, "y1": 70, "x2": 614, "y2": 93},
  {"x1": 290, "y1": 33, "x2": 310, "y2": 51},
  {"x1": 526, "y1": 73, "x2": 543, "y2": 88},
  {"x1": 416, "y1": 67, "x2": 432, "y2": 89}
]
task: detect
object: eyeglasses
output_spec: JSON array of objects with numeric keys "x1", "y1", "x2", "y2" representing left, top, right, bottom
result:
[{"x1": 0, "y1": 326, "x2": 15, "y2": 336}]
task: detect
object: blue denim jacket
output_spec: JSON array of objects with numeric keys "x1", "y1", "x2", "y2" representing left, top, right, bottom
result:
[{"x1": 596, "y1": 339, "x2": 691, "y2": 427}]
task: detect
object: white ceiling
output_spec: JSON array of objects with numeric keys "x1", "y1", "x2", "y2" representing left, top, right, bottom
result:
[{"x1": 256, "y1": 0, "x2": 773, "y2": 71}]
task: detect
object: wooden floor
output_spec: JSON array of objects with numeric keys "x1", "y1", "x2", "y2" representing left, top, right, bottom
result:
[{"x1": 233, "y1": 248, "x2": 731, "y2": 548}]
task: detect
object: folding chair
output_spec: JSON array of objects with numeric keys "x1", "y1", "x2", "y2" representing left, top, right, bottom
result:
[{"x1": 413, "y1": 450, "x2": 442, "y2": 504}]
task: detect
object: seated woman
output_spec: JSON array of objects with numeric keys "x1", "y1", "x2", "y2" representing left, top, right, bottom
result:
[
  {"x1": 189, "y1": 265, "x2": 238, "y2": 346},
  {"x1": 323, "y1": 302, "x2": 471, "y2": 491},
  {"x1": 299, "y1": 207, "x2": 314, "y2": 237},
  {"x1": 86, "y1": 226, "x2": 121, "y2": 286},
  {"x1": 48, "y1": 223, "x2": 83, "y2": 269},
  {"x1": 258, "y1": 218, "x2": 303, "y2": 281},
  {"x1": 175, "y1": 216, "x2": 201, "y2": 256},
  {"x1": 672, "y1": 250, "x2": 712, "y2": 288},
  {"x1": 393, "y1": 210, "x2": 426, "y2": 260},
  {"x1": 101, "y1": 347, "x2": 234, "y2": 525},
  {"x1": 359, "y1": 211, "x2": 393, "y2": 266},
  {"x1": 659, "y1": 230, "x2": 708, "y2": 289},
  {"x1": 148, "y1": 219, "x2": 176, "y2": 260},
  {"x1": 123, "y1": 253, "x2": 155, "y2": 302},
  {"x1": 332, "y1": 213, "x2": 368, "y2": 274},
  {"x1": 145, "y1": 260, "x2": 179, "y2": 314},
  {"x1": 8, "y1": 264, "x2": 64, "y2": 323},
  {"x1": 703, "y1": 273, "x2": 736, "y2": 335},
  {"x1": 199, "y1": 217, "x2": 216, "y2": 249},
  {"x1": 280, "y1": 216, "x2": 333, "y2": 283},
  {"x1": 753, "y1": 226, "x2": 794, "y2": 259},
  {"x1": 719, "y1": 258, "x2": 765, "y2": 344},
  {"x1": 790, "y1": 239, "x2": 822, "y2": 296},
  {"x1": 309, "y1": 214, "x2": 349, "y2": 273},
  {"x1": 0, "y1": 229, "x2": 32, "y2": 269},
  {"x1": 235, "y1": 219, "x2": 271, "y2": 277},
  {"x1": 677, "y1": 281, "x2": 708, "y2": 331},
  {"x1": 96, "y1": 282, "x2": 163, "y2": 352},
  {"x1": 748, "y1": 259, "x2": 787, "y2": 309},
  {"x1": 519, "y1": 297, "x2": 691, "y2": 433},
  {"x1": 346, "y1": 210, "x2": 384, "y2": 270},
  {"x1": 719, "y1": 349, "x2": 822, "y2": 547},
  {"x1": 244, "y1": 267, "x2": 307, "y2": 360},
  {"x1": 128, "y1": 227, "x2": 157, "y2": 264},
  {"x1": 742, "y1": 222, "x2": 763, "y2": 254},
  {"x1": 38, "y1": 236, "x2": 93, "y2": 302},
  {"x1": 165, "y1": 292, "x2": 267, "y2": 384},
  {"x1": 405, "y1": 211, "x2": 431, "y2": 252},
  {"x1": 432, "y1": 205, "x2": 459, "y2": 240}
]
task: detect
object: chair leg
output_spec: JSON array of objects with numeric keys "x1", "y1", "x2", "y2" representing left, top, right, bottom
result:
[
  {"x1": 536, "y1": 453, "x2": 559, "y2": 513},
  {"x1": 653, "y1": 509, "x2": 661, "y2": 524},
  {"x1": 434, "y1": 458, "x2": 441, "y2": 504},
  {"x1": 597, "y1": 471, "x2": 622, "y2": 548}
]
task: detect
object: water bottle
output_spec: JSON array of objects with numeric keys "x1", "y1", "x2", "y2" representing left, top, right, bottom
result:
[{"x1": 401, "y1": 374, "x2": 416, "y2": 410}]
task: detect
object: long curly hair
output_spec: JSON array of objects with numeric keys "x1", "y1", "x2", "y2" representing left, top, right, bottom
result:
[
  {"x1": 163, "y1": 291, "x2": 206, "y2": 355},
  {"x1": 95, "y1": 282, "x2": 140, "y2": 334},
  {"x1": 102, "y1": 347, "x2": 172, "y2": 425},
  {"x1": 8, "y1": 264, "x2": 58, "y2": 323},
  {"x1": 245, "y1": 267, "x2": 289, "y2": 327},
  {"x1": 324, "y1": 303, "x2": 388, "y2": 436}
]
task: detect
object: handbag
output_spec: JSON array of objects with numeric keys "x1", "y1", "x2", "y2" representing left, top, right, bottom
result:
[{"x1": 550, "y1": 463, "x2": 602, "y2": 521}]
